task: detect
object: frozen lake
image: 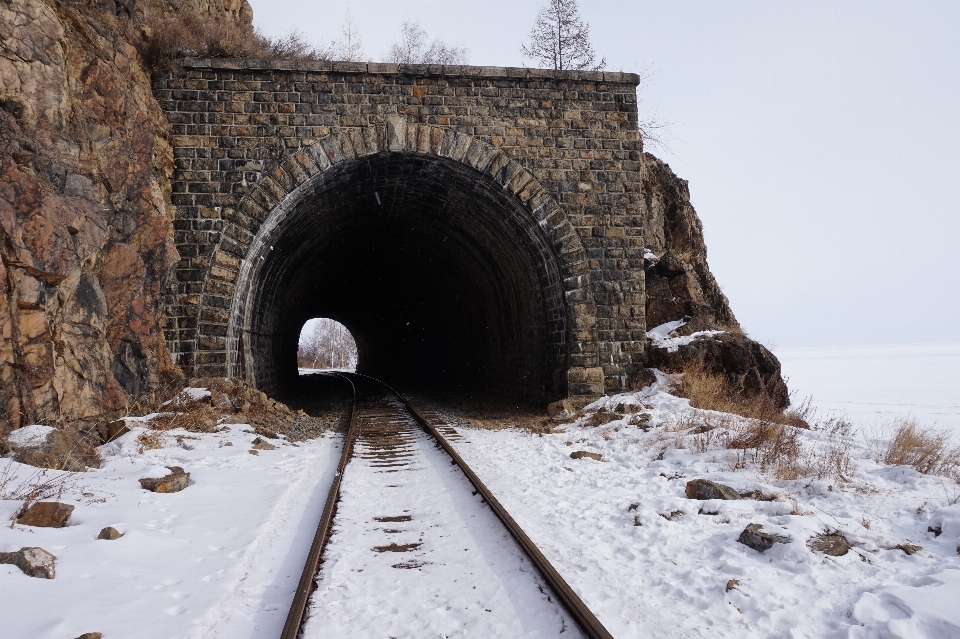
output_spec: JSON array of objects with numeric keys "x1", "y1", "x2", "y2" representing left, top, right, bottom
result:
[{"x1": 775, "y1": 343, "x2": 960, "y2": 435}]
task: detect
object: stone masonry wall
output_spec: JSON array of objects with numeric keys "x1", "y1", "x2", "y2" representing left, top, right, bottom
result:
[{"x1": 152, "y1": 59, "x2": 647, "y2": 396}]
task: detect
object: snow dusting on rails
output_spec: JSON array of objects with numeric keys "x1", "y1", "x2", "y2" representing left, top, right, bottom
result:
[{"x1": 282, "y1": 372, "x2": 613, "y2": 639}]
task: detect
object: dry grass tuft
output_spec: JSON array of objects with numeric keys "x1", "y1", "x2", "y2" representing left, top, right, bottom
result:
[
  {"x1": 724, "y1": 419, "x2": 803, "y2": 480},
  {"x1": 881, "y1": 419, "x2": 960, "y2": 480},
  {"x1": 807, "y1": 417, "x2": 856, "y2": 482},
  {"x1": 140, "y1": 14, "x2": 327, "y2": 68},
  {"x1": 584, "y1": 408, "x2": 624, "y2": 428},
  {"x1": 136, "y1": 431, "x2": 165, "y2": 452},
  {"x1": 672, "y1": 361, "x2": 793, "y2": 425}
]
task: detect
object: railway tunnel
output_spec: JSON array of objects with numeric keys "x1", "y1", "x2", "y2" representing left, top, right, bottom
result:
[{"x1": 234, "y1": 152, "x2": 570, "y2": 405}]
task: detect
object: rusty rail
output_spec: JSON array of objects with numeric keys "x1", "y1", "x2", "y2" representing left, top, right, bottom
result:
[
  {"x1": 282, "y1": 372, "x2": 614, "y2": 639},
  {"x1": 279, "y1": 373, "x2": 359, "y2": 639}
]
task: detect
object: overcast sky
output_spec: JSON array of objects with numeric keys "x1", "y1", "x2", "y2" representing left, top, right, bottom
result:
[{"x1": 249, "y1": 0, "x2": 959, "y2": 349}]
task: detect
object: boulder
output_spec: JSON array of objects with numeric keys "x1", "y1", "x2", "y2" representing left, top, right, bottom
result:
[
  {"x1": 808, "y1": 533, "x2": 851, "y2": 557},
  {"x1": 0, "y1": 547, "x2": 56, "y2": 578},
  {"x1": 685, "y1": 479, "x2": 740, "y2": 501},
  {"x1": 737, "y1": 523, "x2": 790, "y2": 552},
  {"x1": 100, "y1": 419, "x2": 131, "y2": 442},
  {"x1": 139, "y1": 466, "x2": 190, "y2": 493},
  {"x1": 648, "y1": 332, "x2": 790, "y2": 410},
  {"x1": 17, "y1": 502, "x2": 74, "y2": 527},
  {"x1": 626, "y1": 368, "x2": 658, "y2": 392},
  {"x1": 893, "y1": 543, "x2": 922, "y2": 556},
  {"x1": 251, "y1": 436, "x2": 276, "y2": 451},
  {"x1": 9, "y1": 427, "x2": 101, "y2": 472},
  {"x1": 97, "y1": 526, "x2": 123, "y2": 540},
  {"x1": 570, "y1": 450, "x2": 602, "y2": 461},
  {"x1": 74, "y1": 634, "x2": 103, "y2": 639},
  {"x1": 547, "y1": 399, "x2": 574, "y2": 422}
]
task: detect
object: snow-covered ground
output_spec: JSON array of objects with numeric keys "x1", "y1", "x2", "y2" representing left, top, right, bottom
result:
[
  {"x1": 3, "y1": 371, "x2": 958, "y2": 638},
  {"x1": 451, "y1": 384, "x2": 960, "y2": 639},
  {"x1": 1, "y1": 425, "x2": 340, "y2": 639},
  {"x1": 776, "y1": 344, "x2": 960, "y2": 434}
]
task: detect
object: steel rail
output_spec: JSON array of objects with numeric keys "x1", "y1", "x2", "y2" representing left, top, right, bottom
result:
[
  {"x1": 279, "y1": 373, "x2": 359, "y2": 639},
  {"x1": 282, "y1": 372, "x2": 614, "y2": 639},
  {"x1": 366, "y1": 374, "x2": 615, "y2": 639}
]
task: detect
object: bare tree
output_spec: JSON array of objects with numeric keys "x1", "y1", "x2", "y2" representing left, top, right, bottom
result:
[
  {"x1": 297, "y1": 319, "x2": 358, "y2": 370},
  {"x1": 327, "y1": 10, "x2": 365, "y2": 62},
  {"x1": 387, "y1": 20, "x2": 469, "y2": 65},
  {"x1": 521, "y1": 0, "x2": 605, "y2": 71}
]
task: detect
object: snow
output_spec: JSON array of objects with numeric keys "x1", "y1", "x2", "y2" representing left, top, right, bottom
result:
[
  {"x1": 647, "y1": 320, "x2": 725, "y2": 352},
  {"x1": 446, "y1": 380, "x2": 960, "y2": 638},
  {"x1": 7, "y1": 424, "x2": 55, "y2": 447},
  {"x1": 776, "y1": 343, "x2": 960, "y2": 434},
  {"x1": 1, "y1": 424, "x2": 340, "y2": 639},
  {"x1": 302, "y1": 397, "x2": 579, "y2": 638},
  {"x1": 3, "y1": 370, "x2": 958, "y2": 638}
]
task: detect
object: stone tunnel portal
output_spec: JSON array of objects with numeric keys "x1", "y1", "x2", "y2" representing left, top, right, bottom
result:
[{"x1": 234, "y1": 153, "x2": 570, "y2": 405}]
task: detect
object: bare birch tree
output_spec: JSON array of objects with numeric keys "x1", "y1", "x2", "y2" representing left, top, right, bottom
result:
[
  {"x1": 387, "y1": 20, "x2": 469, "y2": 65},
  {"x1": 327, "y1": 10, "x2": 365, "y2": 62},
  {"x1": 521, "y1": 0, "x2": 605, "y2": 71},
  {"x1": 297, "y1": 319, "x2": 358, "y2": 370}
]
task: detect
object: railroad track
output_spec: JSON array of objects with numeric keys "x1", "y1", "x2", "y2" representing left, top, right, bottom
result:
[{"x1": 282, "y1": 373, "x2": 613, "y2": 639}]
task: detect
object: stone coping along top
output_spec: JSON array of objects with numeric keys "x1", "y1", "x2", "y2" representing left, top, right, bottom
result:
[{"x1": 181, "y1": 57, "x2": 642, "y2": 85}]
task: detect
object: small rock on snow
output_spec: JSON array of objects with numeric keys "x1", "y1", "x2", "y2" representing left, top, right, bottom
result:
[
  {"x1": 892, "y1": 543, "x2": 923, "y2": 555},
  {"x1": 737, "y1": 523, "x2": 790, "y2": 552},
  {"x1": 0, "y1": 547, "x2": 56, "y2": 578},
  {"x1": 570, "y1": 450, "x2": 602, "y2": 461},
  {"x1": 17, "y1": 501, "x2": 74, "y2": 528},
  {"x1": 726, "y1": 579, "x2": 740, "y2": 592},
  {"x1": 74, "y1": 632, "x2": 103, "y2": 638},
  {"x1": 139, "y1": 466, "x2": 190, "y2": 493},
  {"x1": 807, "y1": 532, "x2": 851, "y2": 556},
  {"x1": 685, "y1": 478, "x2": 740, "y2": 501},
  {"x1": 251, "y1": 436, "x2": 277, "y2": 450},
  {"x1": 98, "y1": 526, "x2": 123, "y2": 540}
]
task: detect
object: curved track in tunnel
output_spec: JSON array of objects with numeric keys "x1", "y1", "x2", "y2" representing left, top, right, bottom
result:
[{"x1": 282, "y1": 372, "x2": 613, "y2": 639}]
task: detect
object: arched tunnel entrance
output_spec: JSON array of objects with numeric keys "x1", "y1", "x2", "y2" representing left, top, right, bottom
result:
[{"x1": 232, "y1": 152, "x2": 572, "y2": 406}]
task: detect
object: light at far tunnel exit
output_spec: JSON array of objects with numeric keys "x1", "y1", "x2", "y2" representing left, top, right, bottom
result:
[{"x1": 298, "y1": 318, "x2": 358, "y2": 373}]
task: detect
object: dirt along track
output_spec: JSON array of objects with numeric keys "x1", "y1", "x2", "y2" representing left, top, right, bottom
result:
[{"x1": 282, "y1": 372, "x2": 612, "y2": 639}]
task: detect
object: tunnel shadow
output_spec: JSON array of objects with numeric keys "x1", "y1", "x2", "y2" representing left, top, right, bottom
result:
[{"x1": 233, "y1": 153, "x2": 571, "y2": 408}]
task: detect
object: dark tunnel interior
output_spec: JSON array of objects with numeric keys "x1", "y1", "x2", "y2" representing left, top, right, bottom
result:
[{"x1": 238, "y1": 153, "x2": 570, "y2": 406}]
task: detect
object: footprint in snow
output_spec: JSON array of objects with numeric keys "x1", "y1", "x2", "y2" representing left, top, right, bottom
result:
[{"x1": 164, "y1": 605, "x2": 186, "y2": 615}]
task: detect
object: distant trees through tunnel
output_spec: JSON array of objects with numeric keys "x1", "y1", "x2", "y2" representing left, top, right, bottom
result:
[{"x1": 297, "y1": 318, "x2": 358, "y2": 371}]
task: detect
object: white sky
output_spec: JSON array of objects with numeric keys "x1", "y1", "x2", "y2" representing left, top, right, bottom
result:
[{"x1": 251, "y1": 0, "x2": 960, "y2": 349}]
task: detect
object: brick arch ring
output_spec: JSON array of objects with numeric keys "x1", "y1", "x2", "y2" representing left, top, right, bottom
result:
[{"x1": 191, "y1": 120, "x2": 599, "y2": 393}]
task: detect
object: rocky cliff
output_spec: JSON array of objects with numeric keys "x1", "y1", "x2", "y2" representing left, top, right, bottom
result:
[
  {"x1": 642, "y1": 153, "x2": 789, "y2": 408},
  {"x1": 0, "y1": 0, "x2": 251, "y2": 432},
  {"x1": 1, "y1": 2, "x2": 789, "y2": 430}
]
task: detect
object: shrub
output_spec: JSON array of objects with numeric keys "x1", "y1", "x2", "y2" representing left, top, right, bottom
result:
[
  {"x1": 806, "y1": 417, "x2": 856, "y2": 482},
  {"x1": 881, "y1": 419, "x2": 960, "y2": 479},
  {"x1": 672, "y1": 361, "x2": 792, "y2": 425},
  {"x1": 724, "y1": 419, "x2": 803, "y2": 480},
  {"x1": 140, "y1": 14, "x2": 327, "y2": 69}
]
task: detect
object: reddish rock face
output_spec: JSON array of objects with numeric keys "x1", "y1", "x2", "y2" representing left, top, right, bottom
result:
[{"x1": 0, "y1": 0, "x2": 252, "y2": 431}]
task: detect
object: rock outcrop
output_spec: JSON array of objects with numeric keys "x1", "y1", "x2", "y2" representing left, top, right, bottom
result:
[
  {"x1": 0, "y1": 0, "x2": 252, "y2": 434},
  {"x1": 642, "y1": 153, "x2": 739, "y2": 333},
  {"x1": 642, "y1": 154, "x2": 790, "y2": 408}
]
